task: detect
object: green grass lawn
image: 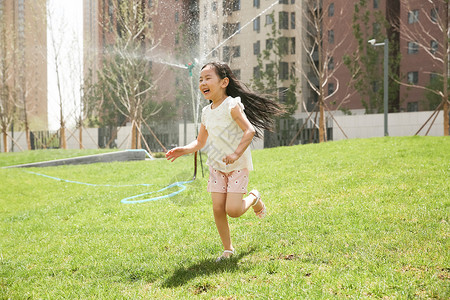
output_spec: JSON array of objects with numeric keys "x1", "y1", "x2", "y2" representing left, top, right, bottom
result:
[{"x1": 1, "y1": 136, "x2": 449, "y2": 299}]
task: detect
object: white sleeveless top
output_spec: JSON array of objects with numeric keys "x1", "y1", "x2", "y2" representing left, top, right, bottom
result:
[{"x1": 201, "y1": 96, "x2": 253, "y2": 173}]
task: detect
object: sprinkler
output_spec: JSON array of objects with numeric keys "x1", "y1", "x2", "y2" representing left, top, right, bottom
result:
[{"x1": 185, "y1": 62, "x2": 195, "y2": 77}]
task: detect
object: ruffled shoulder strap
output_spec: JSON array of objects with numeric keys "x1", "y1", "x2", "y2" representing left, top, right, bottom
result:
[{"x1": 227, "y1": 96, "x2": 244, "y2": 112}]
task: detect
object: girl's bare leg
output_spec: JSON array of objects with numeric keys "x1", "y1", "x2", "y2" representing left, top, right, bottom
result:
[
  {"x1": 226, "y1": 192, "x2": 262, "y2": 218},
  {"x1": 211, "y1": 192, "x2": 233, "y2": 252}
]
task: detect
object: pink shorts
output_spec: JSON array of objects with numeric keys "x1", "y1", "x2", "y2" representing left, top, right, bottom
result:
[{"x1": 207, "y1": 167, "x2": 249, "y2": 194}]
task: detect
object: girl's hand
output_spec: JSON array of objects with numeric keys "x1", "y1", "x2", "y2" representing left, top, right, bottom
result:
[
  {"x1": 166, "y1": 147, "x2": 186, "y2": 162},
  {"x1": 223, "y1": 153, "x2": 240, "y2": 165}
]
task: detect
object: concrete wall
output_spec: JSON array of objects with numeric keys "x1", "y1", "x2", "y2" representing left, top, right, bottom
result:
[
  {"x1": 0, "y1": 125, "x2": 134, "y2": 153},
  {"x1": 2, "y1": 131, "x2": 29, "y2": 152},
  {"x1": 66, "y1": 128, "x2": 99, "y2": 150},
  {"x1": 333, "y1": 111, "x2": 445, "y2": 140},
  {"x1": 1, "y1": 112, "x2": 446, "y2": 152}
]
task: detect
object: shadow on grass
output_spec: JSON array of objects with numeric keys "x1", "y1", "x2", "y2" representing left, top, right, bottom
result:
[{"x1": 162, "y1": 249, "x2": 254, "y2": 288}]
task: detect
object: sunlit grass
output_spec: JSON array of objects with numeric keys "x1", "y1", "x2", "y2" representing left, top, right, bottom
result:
[{"x1": 1, "y1": 136, "x2": 449, "y2": 298}]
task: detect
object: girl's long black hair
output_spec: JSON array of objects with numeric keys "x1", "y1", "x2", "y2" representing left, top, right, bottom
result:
[{"x1": 201, "y1": 62, "x2": 285, "y2": 138}]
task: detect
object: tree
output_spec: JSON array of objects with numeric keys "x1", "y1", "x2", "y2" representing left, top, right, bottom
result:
[
  {"x1": 47, "y1": 4, "x2": 71, "y2": 149},
  {"x1": 94, "y1": 1, "x2": 162, "y2": 149},
  {"x1": 300, "y1": 0, "x2": 355, "y2": 143},
  {"x1": 395, "y1": 0, "x2": 449, "y2": 136},
  {"x1": 0, "y1": 13, "x2": 16, "y2": 152},
  {"x1": 343, "y1": 0, "x2": 402, "y2": 115}
]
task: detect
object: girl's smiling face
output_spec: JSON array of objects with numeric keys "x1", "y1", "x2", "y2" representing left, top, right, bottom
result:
[{"x1": 199, "y1": 65, "x2": 229, "y2": 102}]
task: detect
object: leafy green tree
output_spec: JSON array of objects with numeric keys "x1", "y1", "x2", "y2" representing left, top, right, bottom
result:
[
  {"x1": 343, "y1": 0, "x2": 401, "y2": 114},
  {"x1": 424, "y1": 75, "x2": 449, "y2": 111}
]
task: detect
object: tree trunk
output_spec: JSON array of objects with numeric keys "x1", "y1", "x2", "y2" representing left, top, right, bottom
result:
[
  {"x1": 2, "y1": 129, "x2": 8, "y2": 152},
  {"x1": 60, "y1": 120, "x2": 67, "y2": 149},
  {"x1": 444, "y1": 2, "x2": 449, "y2": 136},
  {"x1": 79, "y1": 124, "x2": 83, "y2": 149},
  {"x1": 25, "y1": 125, "x2": 31, "y2": 150},
  {"x1": 131, "y1": 120, "x2": 137, "y2": 149},
  {"x1": 319, "y1": 99, "x2": 325, "y2": 143},
  {"x1": 444, "y1": 100, "x2": 449, "y2": 136}
]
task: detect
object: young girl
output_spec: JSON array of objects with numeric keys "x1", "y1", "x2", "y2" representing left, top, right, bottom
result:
[{"x1": 166, "y1": 62, "x2": 283, "y2": 261}]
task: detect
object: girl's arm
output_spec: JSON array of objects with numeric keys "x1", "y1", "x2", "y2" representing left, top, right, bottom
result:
[
  {"x1": 166, "y1": 123, "x2": 208, "y2": 162},
  {"x1": 223, "y1": 106, "x2": 256, "y2": 165}
]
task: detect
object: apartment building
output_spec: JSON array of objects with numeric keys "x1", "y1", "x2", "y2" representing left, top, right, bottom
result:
[
  {"x1": 199, "y1": 0, "x2": 307, "y2": 116},
  {"x1": 0, "y1": 0, "x2": 48, "y2": 130},
  {"x1": 399, "y1": 0, "x2": 446, "y2": 112},
  {"x1": 323, "y1": 0, "x2": 446, "y2": 114}
]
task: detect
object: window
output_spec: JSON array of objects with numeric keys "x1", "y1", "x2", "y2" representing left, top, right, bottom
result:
[
  {"x1": 328, "y1": 83, "x2": 335, "y2": 95},
  {"x1": 407, "y1": 71, "x2": 419, "y2": 85},
  {"x1": 254, "y1": 66, "x2": 261, "y2": 79},
  {"x1": 266, "y1": 14, "x2": 273, "y2": 25},
  {"x1": 431, "y1": 8, "x2": 438, "y2": 23},
  {"x1": 373, "y1": 0, "x2": 379, "y2": 9},
  {"x1": 290, "y1": 63, "x2": 296, "y2": 79},
  {"x1": 372, "y1": 81, "x2": 380, "y2": 93},
  {"x1": 290, "y1": 37, "x2": 296, "y2": 54},
  {"x1": 266, "y1": 39, "x2": 273, "y2": 50},
  {"x1": 223, "y1": 0, "x2": 240, "y2": 15},
  {"x1": 430, "y1": 73, "x2": 439, "y2": 82},
  {"x1": 232, "y1": 46, "x2": 240, "y2": 57},
  {"x1": 175, "y1": 11, "x2": 179, "y2": 23},
  {"x1": 212, "y1": 2, "x2": 217, "y2": 11},
  {"x1": 279, "y1": 0, "x2": 288, "y2": 4},
  {"x1": 407, "y1": 102, "x2": 419, "y2": 112},
  {"x1": 408, "y1": 10, "x2": 419, "y2": 24},
  {"x1": 328, "y1": 57, "x2": 335, "y2": 71},
  {"x1": 254, "y1": 41, "x2": 260, "y2": 55},
  {"x1": 232, "y1": 0, "x2": 240, "y2": 11},
  {"x1": 253, "y1": 16, "x2": 260, "y2": 33},
  {"x1": 232, "y1": 69, "x2": 241, "y2": 79},
  {"x1": 373, "y1": 22, "x2": 381, "y2": 36},
  {"x1": 291, "y1": 12, "x2": 295, "y2": 29},
  {"x1": 328, "y1": 3, "x2": 335, "y2": 17},
  {"x1": 223, "y1": 23, "x2": 240, "y2": 39},
  {"x1": 279, "y1": 88, "x2": 287, "y2": 103},
  {"x1": 279, "y1": 37, "x2": 289, "y2": 55},
  {"x1": 266, "y1": 63, "x2": 275, "y2": 77},
  {"x1": 253, "y1": 0, "x2": 260, "y2": 9},
  {"x1": 407, "y1": 42, "x2": 419, "y2": 54},
  {"x1": 279, "y1": 11, "x2": 289, "y2": 29},
  {"x1": 175, "y1": 33, "x2": 179, "y2": 45},
  {"x1": 148, "y1": 0, "x2": 153, "y2": 7},
  {"x1": 279, "y1": 62, "x2": 289, "y2": 80},
  {"x1": 211, "y1": 25, "x2": 218, "y2": 34},
  {"x1": 431, "y1": 40, "x2": 438, "y2": 54},
  {"x1": 291, "y1": 0, "x2": 295, "y2": 3},
  {"x1": 328, "y1": 30, "x2": 335, "y2": 44},
  {"x1": 223, "y1": 46, "x2": 231, "y2": 61}
]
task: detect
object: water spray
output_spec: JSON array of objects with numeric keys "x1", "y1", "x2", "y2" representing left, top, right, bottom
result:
[{"x1": 185, "y1": 61, "x2": 204, "y2": 179}]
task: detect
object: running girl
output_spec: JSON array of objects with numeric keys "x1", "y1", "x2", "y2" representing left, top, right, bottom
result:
[{"x1": 166, "y1": 62, "x2": 283, "y2": 261}]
